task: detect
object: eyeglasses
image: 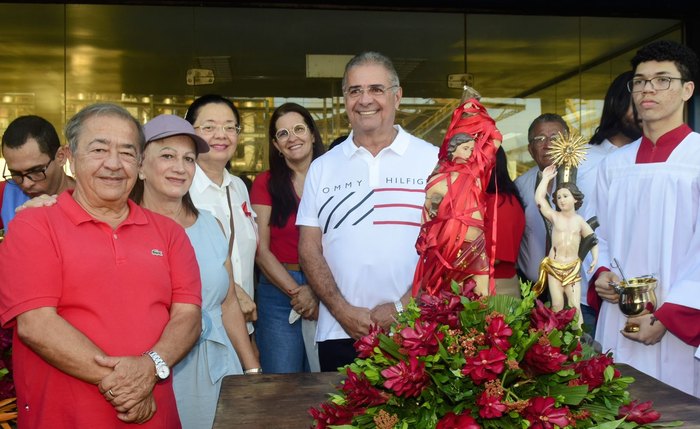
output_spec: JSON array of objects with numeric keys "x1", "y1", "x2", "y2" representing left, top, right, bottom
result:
[
  {"x1": 275, "y1": 123, "x2": 309, "y2": 142},
  {"x1": 626, "y1": 76, "x2": 684, "y2": 93},
  {"x1": 529, "y1": 134, "x2": 564, "y2": 146},
  {"x1": 194, "y1": 123, "x2": 242, "y2": 135},
  {"x1": 2, "y1": 159, "x2": 53, "y2": 184},
  {"x1": 343, "y1": 85, "x2": 399, "y2": 99}
]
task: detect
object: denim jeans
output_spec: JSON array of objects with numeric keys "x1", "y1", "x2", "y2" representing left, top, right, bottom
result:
[
  {"x1": 581, "y1": 303, "x2": 598, "y2": 337},
  {"x1": 255, "y1": 270, "x2": 311, "y2": 373}
]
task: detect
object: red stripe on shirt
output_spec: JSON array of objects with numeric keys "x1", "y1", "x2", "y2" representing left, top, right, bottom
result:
[
  {"x1": 374, "y1": 188, "x2": 426, "y2": 193},
  {"x1": 375, "y1": 203, "x2": 423, "y2": 209},
  {"x1": 373, "y1": 220, "x2": 421, "y2": 227}
]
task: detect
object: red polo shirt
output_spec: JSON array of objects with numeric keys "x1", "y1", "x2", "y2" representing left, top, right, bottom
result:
[{"x1": 0, "y1": 191, "x2": 202, "y2": 428}]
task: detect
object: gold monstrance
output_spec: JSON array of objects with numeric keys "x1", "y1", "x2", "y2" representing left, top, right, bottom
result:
[{"x1": 547, "y1": 131, "x2": 588, "y2": 184}]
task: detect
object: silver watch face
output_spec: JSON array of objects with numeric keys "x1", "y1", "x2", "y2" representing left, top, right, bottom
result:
[{"x1": 156, "y1": 364, "x2": 170, "y2": 379}]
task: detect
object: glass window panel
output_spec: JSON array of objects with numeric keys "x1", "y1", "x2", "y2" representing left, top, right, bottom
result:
[{"x1": 0, "y1": 3, "x2": 684, "y2": 180}]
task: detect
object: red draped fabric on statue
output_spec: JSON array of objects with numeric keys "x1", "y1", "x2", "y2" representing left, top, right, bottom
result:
[{"x1": 411, "y1": 98, "x2": 502, "y2": 297}]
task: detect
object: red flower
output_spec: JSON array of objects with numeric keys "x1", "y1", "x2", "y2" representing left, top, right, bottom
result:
[
  {"x1": 618, "y1": 400, "x2": 661, "y2": 424},
  {"x1": 460, "y1": 278, "x2": 480, "y2": 300},
  {"x1": 419, "y1": 290, "x2": 463, "y2": 328},
  {"x1": 340, "y1": 368, "x2": 389, "y2": 407},
  {"x1": 0, "y1": 327, "x2": 12, "y2": 350},
  {"x1": 569, "y1": 341, "x2": 582, "y2": 360},
  {"x1": 555, "y1": 307, "x2": 576, "y2": 330},
  {"x1": 486, "y1": 314, "x2": 512, "y2": 351},
  {"x1": 530, "y1": 301, "x2": 576, "y2": 333},
  {"x1": 308, "y1": 402, "x2": 356, "y2": 429},
  {"x1": 524, "y1": 396, "x2": 570, "y2": 429},
  {"x1": 462, "y1": 347, "x2": 507, "y2": 384},
  {"x1": 399, "y1": 319, "x2": 443, "y2": 357},
  {"x1": 530, "y1": 300, "x2": 558, "y2": 332},
  {"x1": 476, "y1": 391, "x2": 508, "y2": 419},
  {"x1": 570, "y1": 353, "x2": 619, "y2": 391},
  {"x1": 0, "y1": 378, "x2": 14, "y2": 401},
  {"x1": 436, "y1": 411, "x2": 481, "y2": 429},
  {"x1": 354, "y1": 324, "x2": 384, "y2": 358},
  {"x1": 524, "y1": 340, "x2": 568, "y2": 374},
  {"x1": 381, "y1": 356, "x2": 430, "y2": 397}
]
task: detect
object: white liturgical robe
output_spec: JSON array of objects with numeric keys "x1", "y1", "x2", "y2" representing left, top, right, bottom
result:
[{"x1": 594, "y1": 131, "x2": 700, "y2": 397}]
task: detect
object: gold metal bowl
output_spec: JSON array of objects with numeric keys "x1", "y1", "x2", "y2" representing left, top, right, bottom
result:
[{"x1": 615, "y1": 277, "x2": 657, "y2": 333}]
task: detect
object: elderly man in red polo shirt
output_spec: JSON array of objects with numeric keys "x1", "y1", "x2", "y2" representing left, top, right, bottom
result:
[{"x1": 0, "y1": 103, "x2": 202, "y2": 428}]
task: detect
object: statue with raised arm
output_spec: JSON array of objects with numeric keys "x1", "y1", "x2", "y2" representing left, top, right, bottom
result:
[
  {"x1": 533, "y1": 154, "x2": 598, "y2": 328},
  {"x1": 412, "y1": 88, "x2": 502, "y2": 298}
]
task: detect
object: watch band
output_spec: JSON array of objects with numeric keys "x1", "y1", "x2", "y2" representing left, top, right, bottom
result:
[
  {"x1": 146, "y1": 350, "x2": 165, "y2": 366},
  {"x1": 145, "y1": 350, "x2": 169, "y2": 379}
]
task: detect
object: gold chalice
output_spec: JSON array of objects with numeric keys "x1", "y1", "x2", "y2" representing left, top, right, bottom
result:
[{"x1": 610, "y1": 276, "x2": 657, "y2": 333}]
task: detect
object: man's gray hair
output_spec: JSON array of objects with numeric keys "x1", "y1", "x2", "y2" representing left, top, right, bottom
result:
[
  {"x1": 342, "y1": 51, "x2": 400, "y2": 91},
  {"x1": 527, "y1": 113, "x2": 570, "y2": 143},
  {"x1": 65, "y1": 103, "x2": 145, "y2": 154}
]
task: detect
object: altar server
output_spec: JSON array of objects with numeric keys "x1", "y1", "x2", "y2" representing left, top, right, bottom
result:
[{"x1": 591, "y1": 40, "x2": 700, "y2": 397}]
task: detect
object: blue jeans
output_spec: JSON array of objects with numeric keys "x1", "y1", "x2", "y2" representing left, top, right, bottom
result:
[
  {"x1": 581, "y1": 304, "x2": 597, "y2": 337},
  {"x1": 255, "y1": 271, "x2": 310, "y2": 373}
]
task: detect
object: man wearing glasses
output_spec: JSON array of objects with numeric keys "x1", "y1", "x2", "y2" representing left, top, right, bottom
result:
[
  {"x1": 298, "y1": 51, "x2": 438, "y2": 370},
  {"x1": 1, "y1": 115, "x2": 75, "y2": 230},
  {"x1": 591, "y1": 40, "x2": 700, "y2": 397},
  {"x1": 515, "y1": 113, "x2": 570, "y2": 286}
]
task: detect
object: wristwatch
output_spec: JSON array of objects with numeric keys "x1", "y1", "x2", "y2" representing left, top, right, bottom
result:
[{"x1": 145, "y1": 350, "x2": 170, "y2": 381}]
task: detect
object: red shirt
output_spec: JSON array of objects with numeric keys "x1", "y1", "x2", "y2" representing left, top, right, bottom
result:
[
  {"x1": 0, "y1": 191, "x2": 202, "y2": 428},
  {"x1": 484, "y1": 193, "x2": 525, "y2": 278},
  {"x1": 250, "y1": 171, "x2": 300, "y2": 263}
]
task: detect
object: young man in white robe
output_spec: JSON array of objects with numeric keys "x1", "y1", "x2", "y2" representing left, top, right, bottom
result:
[{"x1": 590, "y1": 39, "x2": 700, "y2": 397}]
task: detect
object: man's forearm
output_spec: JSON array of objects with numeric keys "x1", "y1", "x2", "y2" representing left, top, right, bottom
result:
[
  {"x1": 16, "y1": 307, "x2": 111, "y2": 384},
  {"x1": 300, "y1": 249, "x2": 346, "y2": 315},
  {"x1": 96, "y1": 304, "x2": 200, "y2": 414},
  {"x1": 298, "y1": 227, "x2": 348, "y2": 316},
  {"x1": 150, "y1": 303, "x2": 201, "y2": 367}
]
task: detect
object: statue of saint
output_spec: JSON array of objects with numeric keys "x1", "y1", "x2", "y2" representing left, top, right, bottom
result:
[
  {"x1": 533, "y1": 163, "x2": 598, "y2": 328},
  {"x1": 412, "y1": 90, "x2": 502, "y2": 297}
]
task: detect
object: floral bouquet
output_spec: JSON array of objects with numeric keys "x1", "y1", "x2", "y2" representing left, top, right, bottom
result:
[
  {"x1": 0, "y1": 327, "x2": 16, "y2": 429},
  {"x1": 309, "y1": 281, "x2": 681, "y2": 429}
]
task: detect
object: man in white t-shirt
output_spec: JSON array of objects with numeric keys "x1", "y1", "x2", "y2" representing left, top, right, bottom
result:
[{"x1": 297, "y1": 52, "x2": 438, "y2": 371}]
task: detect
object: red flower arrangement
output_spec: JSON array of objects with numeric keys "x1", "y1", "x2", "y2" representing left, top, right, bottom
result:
[
  {"x1": 309, "y1": 282, "x2": 680, "y2": 429},
  {"x1": 0, "y1": 326, "x2": 16, "y2": 429}
]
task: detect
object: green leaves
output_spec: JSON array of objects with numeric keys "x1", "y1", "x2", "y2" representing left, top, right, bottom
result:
[
  {"x1": 549, "y1": 383, "x2": 588, "y2": 405},
  {"x1": 309, "y1": 282, "x2": 668, "y2": 429},
  {"x1": 378, "y1": 333, "x2": 403, "y2": 361}
]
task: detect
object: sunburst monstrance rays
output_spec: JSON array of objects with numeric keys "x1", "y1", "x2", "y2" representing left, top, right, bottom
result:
[{"x1": 547, "y1": 131, "x2": 587, "y2": 168}]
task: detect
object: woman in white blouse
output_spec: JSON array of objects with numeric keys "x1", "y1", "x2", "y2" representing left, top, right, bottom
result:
[{"x1": 185, "y1": 95, "x2": 258, "y2": 338}]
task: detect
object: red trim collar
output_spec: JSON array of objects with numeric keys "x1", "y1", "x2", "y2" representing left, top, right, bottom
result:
[{"x1": 636, "y1": 124, "x2": 692, "y2": 164}]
